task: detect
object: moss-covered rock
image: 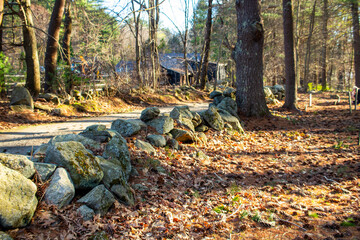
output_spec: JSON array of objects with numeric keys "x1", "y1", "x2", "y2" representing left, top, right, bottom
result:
[
  {"x1": 209, "y1": 90, "x2": 223, "y2": 99},
  {"x1": 49, "y1": 134, "x2": 102, "y2": 153},
  {"x1": 77, "y1": 185, "x2": 115, "y2": 216},
  {"x1": 146, "y1": 116, "x2": 174, "y2": 134},
  {"x1": 102, "y1": 133, "x2": 132, "y2": 180},
  {"x1": 203, "y1": 106, "x2": 224, "y2": 131},
  {"x1": 111, "y1": 119, "x2": 145, "y2": 137},
  {"x1": 146, "y1": 134, "x2": 166, "y2": 147},
  {"x1": 0, "y1": 153, "x2": 35, "y2": 178},
  {"x1": 45, "y1": 141, "x2": 104, "y2": 189},
  {"x1": 218, "y1": 109, "x2": 245, "y2": 134},
  {"x1": 34, "y1": 162, "x2": 57, "y2": 181},
  {"x1": 10, "y1": 86, "x2": 33, "y2": 111},
  {"x1": 0, "y1": 164, "x2": 38, "y2": 229},
  {"x1": 140, "y1": 107, "x2": 160, "y2": 122},
  {"x1": 170, "y1": 129, "x2": 196, "y2": 143},
  {"x1": 79, "y1": 125, "x2": 118, "y2": 143},
  {"x1": 135, "y1": 140, "x2": 156, "y2": 154},
  {"x1": 217, "y1": 97, "x2": 238, "y2": 118},
  {"x1": 111, "y1": 183, "x2": 135, "y2": 206}
]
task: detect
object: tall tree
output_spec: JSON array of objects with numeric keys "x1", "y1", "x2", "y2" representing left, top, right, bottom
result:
[
  {"x1": 148, "y1": 0, "x2": 160, "y2": 89},
  {"x1": 17, "y1": 0, "x2": 41, "y2": 97},
  {"x1": 199, "y1": 0, "x2": 212, "y2": 89},
  {"x1": 62, "y1": 0, "x2": 72, "y2": 92},
  {"x1": 0, "y1": 0, "x2": 4, "y2": 97},
  {"x1": 351, "y1": 0, "x2": 360, "y2": 87},
  {"x1": 131, "y1": 0, "x2": 144, "y2": 86},
  {"x1": 282, "y1": 0, "x2": 297, "y2": 110},
  {"x1": 44, "y1": 0, "x2": 66, "y2": 92},
  {"x1": 303, "y1": 0, "x2": 317, "y2": 92},
  {"x1": 62, "y1": 0, "x2": 72, "y2": 66},
  {"x1": 234, "y1": 0, "x2": 269, "y2": 117},
  {"x1": 0, "y1": 0, "x2": 3, "y2": 48},
  {"x1": 320, "y1": 0, "x2": 328, "y2": 90}
]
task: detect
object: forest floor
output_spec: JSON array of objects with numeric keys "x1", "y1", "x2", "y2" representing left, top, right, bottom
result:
[{"x1": 3, "y1": 91, "x2": 360, "y2": 239}]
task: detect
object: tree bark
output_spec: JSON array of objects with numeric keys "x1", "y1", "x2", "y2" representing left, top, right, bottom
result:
[
  {"x1": 320, "y1": 0, "x2": 328, "y2": 91},
  {"x1": 0, "y1": 0, "x2": 4, "y2": 97},
  {"x1": 148, "y1": 0, "x2": 160, "y2": 90},
  {"x1": 62, "y1": 0, "x2": 72, "y2": 66},
  {"x1": 351, "y1": 1, "x2": 360, "y2": 87},
  {"x1": 0, "y1": 0, "x2": 3, "y2": 29},
  {"x1": 303, "y1": 0, "x2": 316, "y2": 92},
  {"x1": 18, "y1": 0, "x2": 41, "y2": 97},
  {"x1": 44, "y1": 0, "x2": 66, "y2": 93},
  {"x1": 282, "y1": 0, "x2": 297, "y2": 110},
  {"x1": 199, "y1": 0, "x2": 213, "y2": 90},
  {"x1": 62, "y1": 0, "x2": 72, "y2": 92},
  {"x1": 234, "y1": 0, "x2": 269, "y2": 117},
  {"x1": 132, "y1": 0, "x2": 143, "y2": 87}
]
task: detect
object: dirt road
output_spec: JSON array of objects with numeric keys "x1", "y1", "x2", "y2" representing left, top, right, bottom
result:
[{"x1": 0, "y1": 102, "x2": 209, "y2": 155}]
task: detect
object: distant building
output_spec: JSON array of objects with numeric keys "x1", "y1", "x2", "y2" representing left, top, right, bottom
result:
[{"x1": 115, "y1": 53, "x2": 226, "y2": 85}]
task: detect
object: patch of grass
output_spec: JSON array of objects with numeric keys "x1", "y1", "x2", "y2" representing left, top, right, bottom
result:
[
  {"x1": 251, "y1": 212, "x2": 262, "y2": 222},
  {"x1": 240, "y1": 211, "x2": 248, "y2": 220},
  {"x1": 228, "y1": 183, "x2": 242, "y2": 195},
  {"x1": 333, "y1": 139, "x2": 349, "y2": 149},
  {"x1": 341, "y1": 218, "x2": 357, "y2": 227},
  {"x1": 308, "y1": 212, "x2": 319, "y2": 218},
  {"x1": 213, "y1": 205, "x2": 231, "y2": 214}
]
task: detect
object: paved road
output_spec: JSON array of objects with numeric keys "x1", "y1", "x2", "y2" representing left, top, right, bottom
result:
[{"x1": 0, "y1": 102, "x2": 209, "y2": 155}]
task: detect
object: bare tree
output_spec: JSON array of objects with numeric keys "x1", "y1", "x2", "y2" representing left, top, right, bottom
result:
[
  {"x1": 320, "y1": 0, "x2": 328, "y2": 90},
  {"x1": 351, "y1": 0, "x2": 360, "y2": 87},
  {"x1": 0, "y1": 0, "x2": 4, "y2": 97},
  {"x1": 44, "y1": 0, "x2": 66, "y2": 93},
  {"x1": 303, "y1": 0, "x2": 317, "y2": 92},
  {"x1": 199, "y1": 0, "x2": 212, "y2": 90},
  {"x1": 62, "y1": 0, "x2": 72, "y2": 66},
  {"x1": 234, "y1": 0, "x2": 269, "y2": 117},
  {"x1": 131, "y1": 0, "x2": 144, "y2": 86},
  {"x1": 148, "y1": 0, "x2": 160, "y2": 89},
  {"x1": 282, "y1": 0, "x2": 297, "y2": 110}
]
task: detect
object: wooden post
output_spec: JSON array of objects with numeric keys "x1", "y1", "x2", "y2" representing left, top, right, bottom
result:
[
  {"x1": 309, "y1": 93, "x2": 312, "y2": 107},
  {"x1": 349, "y1": 91, "x2": 352, "y2": 114}
]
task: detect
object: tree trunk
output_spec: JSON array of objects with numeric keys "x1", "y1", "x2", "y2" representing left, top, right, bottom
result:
[
  {"x1": 282, "y1": 0, "x2": 297, "y2": 110},
  {"x1": 44, "y1": 0, "x2": 66, "y2": 93},
  {"x1": 320, "y1": 0, "x2": 328, "y2": 91},
  {"x1": 184, "y1": 30, "x2": 188, "y2": 85},
  {"x1": 0, "y1": 0, "x2": 4, "y2": 97},
  {"x1": 234, "y1": 0, "x2": 269, "y2": 117},
  {"x1": 303, "y1": 0, "x2": 316, "y2": 92},
  {"x1": 62, "y1": 0, "x2": 72, "y2": 92},
  {"x1": 18, "y1": 0, "x2": 41, "y2": 97},
  {"x1": 351, "y1": 1, "x2": 360, "y2": 87},
  {"x1": 132, "y1": 0, "x2": 143, "y2": 86},
  {"x1": 148, "y1": 0, "x2": 160, "y2": 90},
  {"x1": 199, "y1": 0, "x2": 213, "y2": 90},
  {"x1": 294, "y1": 0, "x2": 301, "y2": 88},
  {"x1": 62, "y1": 0, "x2": 72, "y2": 66}
]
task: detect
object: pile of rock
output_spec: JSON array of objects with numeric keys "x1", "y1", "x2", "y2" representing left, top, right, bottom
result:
[
  {"x1": 0, "y1": 128, "x2": 133, "y2": 229},
  {"x1": 208, "y1": 87, "x2": 244, "y2": 133},
  {"x1": 0, "y1": 94, "x2": 245, "y2": 230},
  {"x1": 264, "y1": 85, "x2": 285, "y2": 104}
]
